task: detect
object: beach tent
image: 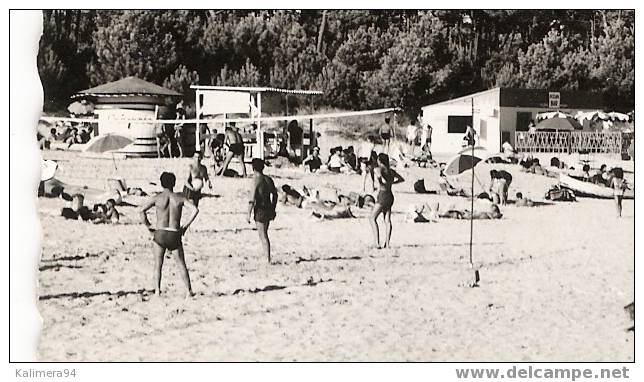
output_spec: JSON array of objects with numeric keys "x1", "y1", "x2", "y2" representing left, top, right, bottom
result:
[
  {"x1": 83, "y1": 134, "x2": 133, "y2": 153},
  {"x1": 535, "y1": 116, "x2": 581, "y2": 131},
  {"x1": 444, "y1": 146, "x2": 490, "y2": 176}
]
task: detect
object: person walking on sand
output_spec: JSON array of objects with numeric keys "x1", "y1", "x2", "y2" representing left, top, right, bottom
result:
[
  {"x1": 369, "y1": 153, "x2": 404, "y2": 249},
  {"x1": 184, "y1": 152, "x2": 212, "y2": 208},
  {"x1": 140, "y1": 172, "x2": 199, "y2": 298},
  {"x1": 218, "y1": 123, "x2": 247, "y2": 177},
  {"x1": 247, "y1": 159, "x2": 278, "y2": 263},
  {"x1": 610, "y1": 167, "x2": 628, "y2": 218},
  {"x1": 379, "y1": 116, "x2": 393, "y2": 154}
]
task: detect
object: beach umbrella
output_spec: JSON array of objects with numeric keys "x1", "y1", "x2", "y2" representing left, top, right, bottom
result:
[
  {"x1": 83, "y1": 134, "x2": 133, "y2": 153},
  {"x1": 535, "y1": 111, "x2": 572, "y2": 121},
  {"x1": 575, "y1": 110, "x2": 609, "y2": 123},
  {"x1": 608, "y1": 112, "x2": 630, "y2": 122},
  {"x1": 444, "y1": 146, "x2": 490, "y2": 176},
  {"x1": 535, "y1": 116, "x2": 581, "y2": 131},
  {"x1": 67, "y1": 100, "x2": 95, "y2": 116}
]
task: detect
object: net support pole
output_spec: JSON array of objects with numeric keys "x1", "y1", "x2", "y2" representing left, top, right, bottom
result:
[
  {"x1": 195, "y1": 89, "x2": 201, "y2": 153},
  {"x1": 257, "y1": 92, "x2": 264, "y2": 159},
  {"x1": 469, "y1": 97, "x2": 475, "y2": 269}
]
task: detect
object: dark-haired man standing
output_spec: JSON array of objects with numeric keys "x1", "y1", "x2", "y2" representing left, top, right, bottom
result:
[
  {"x1": 140, "y1": 172, "x2": 199, "y2": 298},
  {"x1": 247, "y1": 159, "x2": 278, "y2": 263}
]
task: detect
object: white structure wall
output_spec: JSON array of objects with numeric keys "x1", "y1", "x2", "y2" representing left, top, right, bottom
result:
[
  {"x1": 422, "y1": 88, "x2": 501, "y2": 154},
  {"x1": 423, "y1": 87, "x2": 604, "y2": 154}
]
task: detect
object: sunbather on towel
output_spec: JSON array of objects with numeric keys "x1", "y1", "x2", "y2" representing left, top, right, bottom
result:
[
  {"x1": 312, "y1": 205, "x2": 356, "y2": 220},
  {"x1": 440, "y1": 203, "x2": 502, "y2": 220}
]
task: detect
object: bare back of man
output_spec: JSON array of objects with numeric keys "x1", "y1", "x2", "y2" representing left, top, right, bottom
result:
[{"x1": 141, "y1": 173, "x2": 199, "y2": 298}]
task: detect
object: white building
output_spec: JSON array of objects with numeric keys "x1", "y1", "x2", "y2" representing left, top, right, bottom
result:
[{"x1": 421, "y1": 87, "x2": 604, "y2": 154}]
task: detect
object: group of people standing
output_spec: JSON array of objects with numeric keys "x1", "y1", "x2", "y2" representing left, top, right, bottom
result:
[
  {"x1": 404, "y1": 112, "x2": 433, "y2": 156},
  {"x1": 139, "y1": 144, "x2": 406, "y2": 297}
]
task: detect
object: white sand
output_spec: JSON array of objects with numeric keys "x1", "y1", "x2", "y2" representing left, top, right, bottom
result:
[{"x1": 37, "y1": 150, "x2": 634, "y2": 361}]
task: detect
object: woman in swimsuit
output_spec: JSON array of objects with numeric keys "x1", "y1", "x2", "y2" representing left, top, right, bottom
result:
[
  {"x1": 610, "y1": 167, "x2": 628, "y2": 218},
  {"x1": 369, "y1": 153, "x2": 404, "y2": 249}
]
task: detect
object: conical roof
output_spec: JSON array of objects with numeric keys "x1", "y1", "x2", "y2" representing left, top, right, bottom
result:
[{"x1": 73, "y1": 76, "x2": 181, "y2": 98}]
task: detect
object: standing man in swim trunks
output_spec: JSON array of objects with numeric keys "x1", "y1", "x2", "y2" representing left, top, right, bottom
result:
[
  {"x1": 140, "y1": 172, "x2": 199, "y2": 298},
  {"x1": 406, "y1": 119, "x2": 418, "y2": 155},
  {"x1": 184, "y1": 152, "x2": 212, "y2": 208},
  {"x1": 247, "y1": 159, "x2": 278, "y2": 263},
  {"x1": 218, "y1": 123, "x2": 247, "y2": 177},
  {"x1": 369, "y1": 153, "x2": 404, "y2": 249},
  {"x1": 379, "y1": 116, "x2": 393, "y2": 154}
]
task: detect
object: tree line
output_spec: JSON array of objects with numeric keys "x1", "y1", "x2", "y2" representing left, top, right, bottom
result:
[{"x1": 38, "y1": 10, "x2": 634, "y2": 113}]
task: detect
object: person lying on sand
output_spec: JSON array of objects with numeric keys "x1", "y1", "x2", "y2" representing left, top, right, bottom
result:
[
  {"x1": 338, "y1": 192, "x2": 374, "y2": 209},
  {"x1": 440, "y1": 204, "x2": 502, "y2": 220},
  {"x1": 278, "y1": 184, "x2": 304, "y2": 208},
  {"x1": 184, "y1": 152, "x2": 212, "y2": 208},
  {"x1": 140, "y1": 172, "x2": 199, "y2": 298},
  {"x1": 312, "y1": 205, "x2": 356, "y2": 220},
  {"x1": 41, "y1": 177, "x2": 124, "y2": 206},
  {"x1": 514, "y1": 192, "x2": 535, "y2": 207}
]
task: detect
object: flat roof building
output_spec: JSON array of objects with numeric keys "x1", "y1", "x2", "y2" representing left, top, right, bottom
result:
[{"x1": 421, "y1": 87, "x2": 604, "y2": 154}]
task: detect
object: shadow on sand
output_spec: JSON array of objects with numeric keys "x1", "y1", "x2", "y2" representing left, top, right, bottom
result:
[{"x1": 39, "y1": 288, "x2": 154, "y2": 301}]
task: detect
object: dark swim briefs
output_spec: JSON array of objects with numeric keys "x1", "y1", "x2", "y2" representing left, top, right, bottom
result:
[
  {"x1": 229, "y1": 143, "x2": 244, "y2": 156},
  {"x1": 153, "y1": 229, "x2": 182, "y2": 251},
  {"x1": 254, "y1": 206, "x2": 276, "y2": 223},
  {"x1": 380, "y1": 132, "x2": 391, "y2": 140},
  {"x1": 377, "y1": 190, "x2": 395, "y2": 211}
]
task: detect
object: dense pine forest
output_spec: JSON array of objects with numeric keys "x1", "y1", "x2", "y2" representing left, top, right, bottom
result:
[{"x1": 38, "y1": 10, "x2": 634, "y2": 113}]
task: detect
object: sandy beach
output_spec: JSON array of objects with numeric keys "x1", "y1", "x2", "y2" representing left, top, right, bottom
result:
[{"x1": 36, "y1": 148, "x2": 634, "y2": 362}]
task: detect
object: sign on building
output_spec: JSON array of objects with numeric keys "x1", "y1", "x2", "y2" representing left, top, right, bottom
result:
[{"x1": 548, "y1": 92, "x2": 561, "y2": 109}]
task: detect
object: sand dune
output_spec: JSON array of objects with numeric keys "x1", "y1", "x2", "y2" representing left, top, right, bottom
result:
[{"x1": 37, "y1": 150, "x2": 634, "y2": 361}]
